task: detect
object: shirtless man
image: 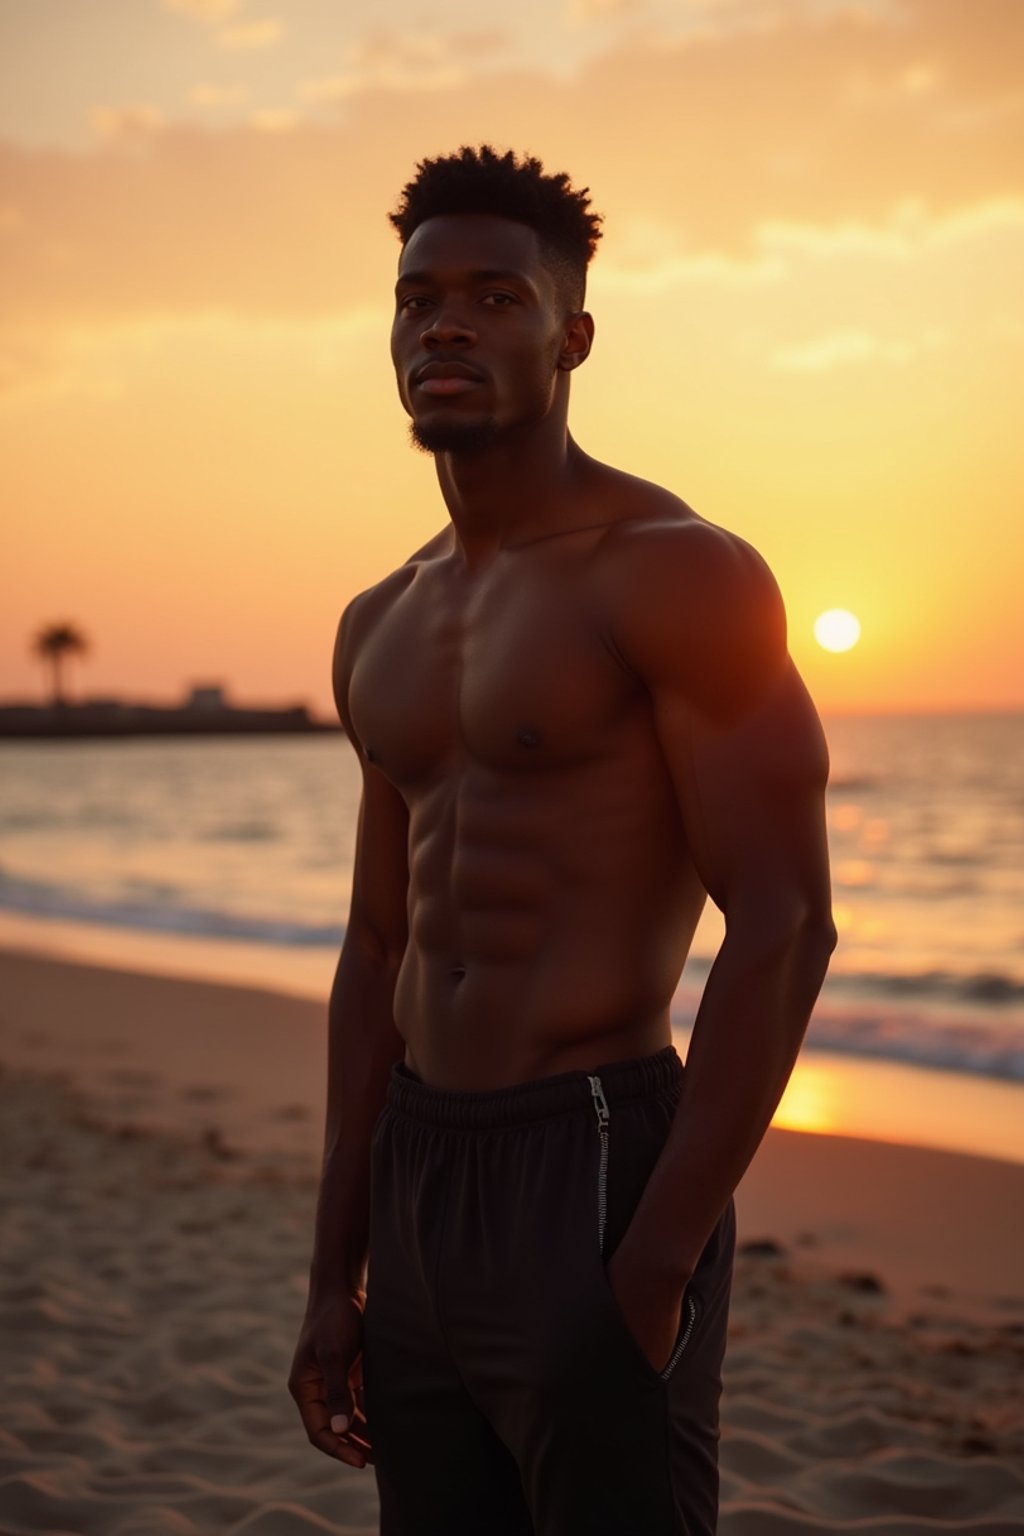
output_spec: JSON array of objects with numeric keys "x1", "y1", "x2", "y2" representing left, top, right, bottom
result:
[{"x1": 288, "y1": 145, "x2": 836, "y2": 1535}]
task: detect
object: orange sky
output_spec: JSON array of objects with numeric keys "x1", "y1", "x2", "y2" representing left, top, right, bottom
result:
[{"x1": 2, "y1": 0, "x2": 1022, "y2": 716}]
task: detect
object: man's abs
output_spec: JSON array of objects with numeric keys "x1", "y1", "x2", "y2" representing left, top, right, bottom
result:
[{"x1": 390, "y1": 757, "x2": 708, "y2": 1091}]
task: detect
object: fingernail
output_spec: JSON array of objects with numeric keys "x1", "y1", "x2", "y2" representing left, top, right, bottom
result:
[{"x1": 331, "y1": 1414, "x2": 349, "y2": 1433}]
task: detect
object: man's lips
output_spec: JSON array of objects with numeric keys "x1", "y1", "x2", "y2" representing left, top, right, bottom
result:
[
  {"x1": 412, "y1": 362, "x2": 485, "y2": 397},
  {"x1": 417, "y1": 376, "x2": 480, "y2": 396}
]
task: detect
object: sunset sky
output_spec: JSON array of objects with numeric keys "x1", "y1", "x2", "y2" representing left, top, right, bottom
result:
[{"x1": 2, "y1": 0, "x2": 1022, "y2": 716}]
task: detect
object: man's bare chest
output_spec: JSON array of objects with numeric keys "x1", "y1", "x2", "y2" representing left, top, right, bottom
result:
[{"x1": 347, "y1": 562, "x2": 635, "y2": 785}]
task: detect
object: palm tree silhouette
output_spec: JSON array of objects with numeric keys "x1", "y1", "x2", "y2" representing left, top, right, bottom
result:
[{"x1": 32, "y1": 622, "x2": 89, "y2": 707}]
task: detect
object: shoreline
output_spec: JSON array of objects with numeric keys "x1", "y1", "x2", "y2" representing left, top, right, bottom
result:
[{"x1": 2, "y1": 911, "x2": 1023, "y2": 1167}]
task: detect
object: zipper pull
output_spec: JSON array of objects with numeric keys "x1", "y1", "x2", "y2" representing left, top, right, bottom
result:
[{"x1": 588, "y1": 1074, "x2": 610, "y2": 1129}]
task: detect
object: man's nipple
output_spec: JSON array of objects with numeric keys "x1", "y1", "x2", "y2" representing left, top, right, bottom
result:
[{"x1": 516, "y1": 725, "x2": 542, "y2": 750}]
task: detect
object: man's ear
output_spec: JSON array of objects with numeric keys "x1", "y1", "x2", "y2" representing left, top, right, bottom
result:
[{"x1": 558, "y1": 311, "x2": 595, "y2": 372}]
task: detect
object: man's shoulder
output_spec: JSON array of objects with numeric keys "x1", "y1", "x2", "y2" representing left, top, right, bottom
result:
[
  {"x1": 594, "y1": 473, "x2": 776, "y2": 606},
  {"x1": 593, "y1": 476, "x2": 787, "y2": 719},
  {"x1": 332, "y1": 528, "x2": 450, "y2": 716},
  {"x1": 338, "y1": 528, "x2": 451, "y2": 642}
]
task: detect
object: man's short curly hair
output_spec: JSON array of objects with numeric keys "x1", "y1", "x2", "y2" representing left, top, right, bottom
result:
[{"x1": 388, "y1": 145, "x2": 603, "y2": 311}]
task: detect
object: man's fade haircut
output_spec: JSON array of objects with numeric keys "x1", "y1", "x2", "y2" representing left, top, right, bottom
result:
[{"x1": 388, "y1": 145, "x2": 603, "y2": 312}]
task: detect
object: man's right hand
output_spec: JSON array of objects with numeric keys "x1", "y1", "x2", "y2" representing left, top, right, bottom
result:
[{"x1": 288, "y1": 1289, "x2": 373, "y2": 1468}]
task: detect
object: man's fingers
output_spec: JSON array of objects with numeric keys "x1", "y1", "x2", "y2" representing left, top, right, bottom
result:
[
  {"x1": 346, "y1": 1405, "x2": 374, "y2": 1455},
  {"x1": 290, "y1": 1350, "x2": 375, "y2": 1467},
  {"x1": 320, "y1": 1347, "x2": 355, "y2": 1429},
  {"x1": 342, "y1": 1421, "x2": 375, "y2": 1467},
  {"x1": 290, "y1": 1360, "x2": 355, "y2": 1463},
  {"x1": 307, "y1": 1406, "x2": 369, "y2": 1468},
  {"x1": 312, "y1": 1424, "x2": 368, "y2": 1468}
]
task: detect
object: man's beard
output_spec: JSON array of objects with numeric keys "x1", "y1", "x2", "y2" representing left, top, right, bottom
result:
[{"x1": 409, "y1": 413, "x2": 500, "y2": 456}]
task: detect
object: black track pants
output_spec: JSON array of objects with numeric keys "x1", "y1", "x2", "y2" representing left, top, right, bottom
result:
[{"x1": 363, "y1": 1046, "x2": 736, "y2": 1536}]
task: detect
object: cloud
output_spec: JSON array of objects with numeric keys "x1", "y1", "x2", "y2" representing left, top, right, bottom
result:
[
  {"x1": 297, "y1": 77, "x2": 352, "y2": 106},
  {"x1": 568, "y1": 0, "x2": 640, "y2": 23},
  {"x1": 936, "y1": 89, "x2": 1024, "y2": 134},
  {"x1": 0, "y1": 307, "x2": 383, "y2": 406},
  {"x1": 214, "y1": 18, "x2": 283, "y2": 50},
  {"x1": 163, "y1": 0, "x2": 243, "y2": 21},
  {"x1": 838, "y1": 57, "x2": 944, "y2": 109},
  {"x1": 163, "y1": 0, "x2": 283, "y2": 57},
  {"x1": 600, "y1": 240, "x2": 786, "y2": 290},
  {"x1": 571, "y1": 0, "x2": 902, "y2": 39},
  {"x1": 89, "y1": 105, "x2": 166, "y2": 143},
  {"x1": 188, "y1": 83, "x2": 249, "y2": 107},
  {"x1": 299, "y1": 30, "x2": 506, "y2": 104},
  {"x1": 248, "y1": 109, "x2": 298, "y2": 132},
  {"x1": 772, "y1": 328, "x2": 914, "y2": 371},
  {"x1": 454, "y1": 31, "x2": 509, "y2": 57},
  {"x1": 756, "y1": 195, "x2": 1024, "y2": 262},
  {"x1": 597, "y1": 197, "x2": 1024, "y2": 293}
]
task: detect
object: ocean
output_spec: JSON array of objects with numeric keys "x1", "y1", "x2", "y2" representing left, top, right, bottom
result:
[{"x1": 1, "y1": 713, "x2": 1022, "y2": 1092}]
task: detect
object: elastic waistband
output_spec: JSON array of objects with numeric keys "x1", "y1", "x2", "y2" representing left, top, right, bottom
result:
[{"x1": 385, "y1": 1045, "x2": 683, "y2": 1132}]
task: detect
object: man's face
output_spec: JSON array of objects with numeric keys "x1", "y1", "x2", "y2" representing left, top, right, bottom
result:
[{"x1": 391, "y1": 214, "x2": 572, "y2": 455}]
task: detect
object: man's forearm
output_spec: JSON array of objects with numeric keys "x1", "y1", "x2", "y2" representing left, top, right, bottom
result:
[
  {"x1": 307, "y1": 929, "x2": 405, "y2": 1294},
  {"x1": 623, "y1": 909, "x2": 836, "y2": 1282}
]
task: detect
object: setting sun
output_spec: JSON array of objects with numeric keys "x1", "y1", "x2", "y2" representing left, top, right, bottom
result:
[{"x1": 814, "y1": 610, "x2": 862, "y2": 654}]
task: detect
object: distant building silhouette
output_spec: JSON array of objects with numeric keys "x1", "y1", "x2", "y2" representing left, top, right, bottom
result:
[
  {"x1": 186, "y1": 684, "x2": 229, "y2": 711},
  {"x1": 0, "y1": 678, "x2": 336, "y2": 739}
]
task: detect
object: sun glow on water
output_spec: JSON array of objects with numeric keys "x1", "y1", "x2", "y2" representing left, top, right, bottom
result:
[{"x1": 771, "y1": 1062, "x2": 838, "y2": 1134}]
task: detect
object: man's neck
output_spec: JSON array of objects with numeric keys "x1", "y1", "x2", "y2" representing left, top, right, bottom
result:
[{"x1": 435, "y1": 420, "x2": 591, "y2": 569}]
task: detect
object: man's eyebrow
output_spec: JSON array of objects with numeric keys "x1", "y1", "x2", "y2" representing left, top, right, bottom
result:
[
  {"x1": 472, "y1": 268, "x2": 535, "y2": 288},
  {"x1": 395, "y1": 268, "x2": 537, "y2": 292}
]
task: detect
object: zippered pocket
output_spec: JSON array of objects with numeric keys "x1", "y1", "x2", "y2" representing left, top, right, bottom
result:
[
  {"x1": 588, "y1": 1072, "x2": 699, "y2": 1383},
  {"x1": 659, "y1": 1290, "x2": 699, "y2": 1380},
  {"x1": 588, "y1": 1074, "x2": 610, "y2": 1251}
]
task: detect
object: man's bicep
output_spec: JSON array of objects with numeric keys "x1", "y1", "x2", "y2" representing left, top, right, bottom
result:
[
  {"x1": 607, "y1": 521, "x2": 830, "y2": 922},
  {"x1": 663, "y1": 661, "x2": 832, "y2": 923}
]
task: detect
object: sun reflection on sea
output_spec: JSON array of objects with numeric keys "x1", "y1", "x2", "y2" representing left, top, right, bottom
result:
[
  {"x1": 765, "y1": 1052, "x2": 1024, "y2": 1165},
  {"x1": 772, "y1": 1062, "x2": 838, "y2": 1134}
]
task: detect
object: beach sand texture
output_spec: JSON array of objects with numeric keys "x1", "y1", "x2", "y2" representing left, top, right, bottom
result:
[{"x1": 2, "y1": 949, "x2": 1023, "y2": 1535}]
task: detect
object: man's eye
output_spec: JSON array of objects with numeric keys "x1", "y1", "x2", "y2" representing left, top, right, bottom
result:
[
  {"x1": 481, "y1": 292, "x2": 517, "y2": 306},
  {"x1": 399, "y1": 295, "x2": 430, "y2": 312}
]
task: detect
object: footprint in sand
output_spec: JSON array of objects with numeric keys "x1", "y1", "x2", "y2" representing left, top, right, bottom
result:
[
  {"x1": 107, "y1": 1069, "x2": 159, "y2": 1088},
  {"x1": 272, "y1": 1103, "x2": 310, "y2": 1122},
  {"x1": 180, "y1": 1084, "x2": 232, "y2": 1103}
]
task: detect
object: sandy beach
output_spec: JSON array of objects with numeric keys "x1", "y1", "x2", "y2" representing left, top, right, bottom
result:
[{"x1": 1, "y1": 946, "x2": 1022, "y2": 1534}]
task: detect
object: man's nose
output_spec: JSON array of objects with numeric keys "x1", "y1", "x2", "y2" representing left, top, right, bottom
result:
[{"x1": 421, "y1": 307, "x2": 476, "y2": 348}]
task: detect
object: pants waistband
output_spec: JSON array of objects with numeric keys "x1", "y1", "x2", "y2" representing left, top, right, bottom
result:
[{"x1": 385, "y1": 1044, "x2": 683, "y2": 1132}]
